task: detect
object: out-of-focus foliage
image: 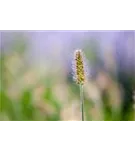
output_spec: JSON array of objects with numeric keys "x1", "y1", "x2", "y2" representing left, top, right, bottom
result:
[{"x1": 0, "y1": 31, "x2": 135, "y2": 121}]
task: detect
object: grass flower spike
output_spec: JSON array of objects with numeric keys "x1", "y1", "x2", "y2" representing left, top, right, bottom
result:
[
  {"x1": 73, "y1": 49, "x2": 86, "y2": 85},
  {"x1": 73, "y1": 49, "x2": 87, "y2": 121}
]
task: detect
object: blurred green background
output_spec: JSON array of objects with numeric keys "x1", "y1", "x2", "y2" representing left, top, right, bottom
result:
[{"x1": 0, "y1": 31, "x2": 135, "y2": 121}]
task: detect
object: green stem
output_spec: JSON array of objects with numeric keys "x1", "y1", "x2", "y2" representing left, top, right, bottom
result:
[{"x1": 80, "y1": 84, "x2": 84, "y2": 121}]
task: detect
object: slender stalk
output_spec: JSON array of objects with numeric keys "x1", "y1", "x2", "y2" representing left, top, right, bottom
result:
[{"x1": 80, "y1": 84, "x2": 84, "y2": 121}]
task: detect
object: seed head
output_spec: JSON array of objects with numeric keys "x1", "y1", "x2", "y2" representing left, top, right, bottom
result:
[{"x1": 73, "y1": 49, "x2": 87, "y2": 85}]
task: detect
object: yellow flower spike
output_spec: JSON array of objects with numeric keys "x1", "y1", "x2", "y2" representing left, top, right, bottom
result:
[
  {"x1": 72, "y1": 49, "x2": 88, "y2": 121},
  {"x1": 74, "y1": 49, "x2": 86, "y2": 85}
]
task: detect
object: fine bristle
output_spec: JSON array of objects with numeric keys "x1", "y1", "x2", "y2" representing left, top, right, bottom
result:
[{"x1": 73, "y1": 49, "x2": 86, "y2": 85}]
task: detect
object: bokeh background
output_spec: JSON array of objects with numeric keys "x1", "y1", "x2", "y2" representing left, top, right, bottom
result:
[{"x1": 0, "y1": 30, "x2": 135, "y2": 121}]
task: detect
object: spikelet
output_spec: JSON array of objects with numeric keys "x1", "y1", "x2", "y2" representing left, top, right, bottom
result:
[{"x1": 72, "y1": 49, "x2": 87, "y2": 85}]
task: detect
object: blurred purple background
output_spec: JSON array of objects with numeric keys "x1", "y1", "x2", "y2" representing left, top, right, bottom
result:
[{"x1": 1, "y1": 30, "x2": 135, "y2": 75}]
